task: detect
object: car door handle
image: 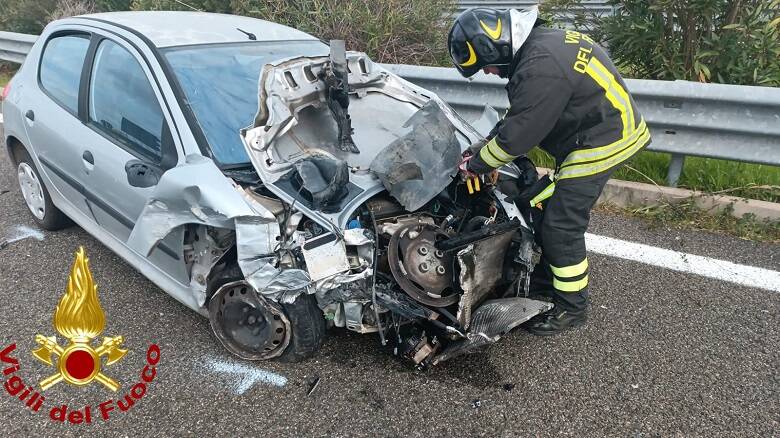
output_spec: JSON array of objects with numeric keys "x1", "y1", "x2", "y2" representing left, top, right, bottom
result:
[
  {"x1": 25, "y1": 110, "x2": 34, "y2": 121},
  {"x1": 82, "y1": 150, "x2": 94, "y2": 165}
]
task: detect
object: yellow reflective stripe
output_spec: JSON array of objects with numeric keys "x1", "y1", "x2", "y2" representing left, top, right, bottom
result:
[
  {"x1": 554, "y1": 275, "x2": 589, "y2": 292},
  {"x1": 561, "y1": 119, "x2": 647, "y2": 167},
  {"x1": 551, "y1": 258, "x2": 588, "y2": 278},
  {"x1": 460, "y1": 41, "x2": 478, "y2": 67},
  {"x1": 557, "y1": 127, "x2": 651, "y2": 179},
  {"x1": 480, "y1": 18, "x2": 502, "y2": 40},
  {"x1": 590, "y1": 57, "x2": 635, "y2": 134},
  {"x1": 486, "y1": 138, "x2": 516, "y2": 163},
  {"x1": 557, "y1": 57, "x2": 645, "y2": 179},
  {"x1": 479, "y1": 143, "x2": 505, "y2": 168},
  {"x1": 585, "y1": 58, "x2": 630, "y2": 139},
  {"x1": 529, "y1": 181, "x2": 555, "y2": 206}
]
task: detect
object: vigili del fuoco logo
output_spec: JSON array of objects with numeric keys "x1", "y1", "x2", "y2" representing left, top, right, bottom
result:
[
  {"x1": 32, "y1": 246, "x2": 128, "y2": 391},
  {"x1": 1, "y1": 247, "x2": 161, "y2": 424}
]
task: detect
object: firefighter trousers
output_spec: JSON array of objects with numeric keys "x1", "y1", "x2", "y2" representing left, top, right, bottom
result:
[{"x1": 528, "y1": 169, "x2": 614, "y2": 312}]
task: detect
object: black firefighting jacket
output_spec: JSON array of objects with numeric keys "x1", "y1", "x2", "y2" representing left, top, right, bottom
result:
[{"x1": 470, "y1": 27, "x2": 651, "y2": 180}]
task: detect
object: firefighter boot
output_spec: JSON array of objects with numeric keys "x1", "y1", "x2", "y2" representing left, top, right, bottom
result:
[{"x1": 524, "y1": 305, "x2": 587, "y2": 336}]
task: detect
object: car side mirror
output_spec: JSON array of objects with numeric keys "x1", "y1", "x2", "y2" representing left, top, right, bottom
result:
[{"x1": 125, "y1": 159, "x2": 161, "y2": 188}]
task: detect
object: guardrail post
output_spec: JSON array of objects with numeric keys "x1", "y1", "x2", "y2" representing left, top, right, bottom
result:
[{"x1": 666, "y1": 153, "x2": 685, "y2": 187}]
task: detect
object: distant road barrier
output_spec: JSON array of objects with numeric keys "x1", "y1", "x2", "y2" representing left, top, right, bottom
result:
[
  {"x1": 2, "y1": 31, "x2": 779, "y2": 186},
  {"x1": 0, "y1": 31, "x2": 36, "y2": 64},
  {"x1": 457, "y1": 0, "x2": 614, "y2": 15}
]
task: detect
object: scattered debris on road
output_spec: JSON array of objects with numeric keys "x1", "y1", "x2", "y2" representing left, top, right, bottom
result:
[
  {"x1": 305, "y1": 375, "x2": 321, "y2": 396},
  {"x1": 1, "y1": 224, "x2": 44, "y2": 250}
]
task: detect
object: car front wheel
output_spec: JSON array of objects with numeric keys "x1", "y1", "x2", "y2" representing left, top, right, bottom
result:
[{"x1": 208, "y1": 264, "x2": 326, "y2": 362}]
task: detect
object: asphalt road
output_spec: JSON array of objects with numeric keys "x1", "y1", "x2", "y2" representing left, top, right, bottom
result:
[{"x1": 0, "y1": 126, "x2": 778, "y2": 436}]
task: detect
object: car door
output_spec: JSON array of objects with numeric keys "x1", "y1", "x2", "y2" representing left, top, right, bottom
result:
[
  {"x1": 78, "y1": 36, "x2": 187, "y2": 282},
  {"x1": 23, "y1": 31, "x2": 95, "y2": 220}
]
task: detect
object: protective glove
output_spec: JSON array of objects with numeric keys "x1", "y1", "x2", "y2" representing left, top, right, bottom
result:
[
  {"x1": 466, "y1": 138, "x2": 488, "y2": 156},
  {"x1": 514, "y1": 156, "x2": 539, "y2": 190}
]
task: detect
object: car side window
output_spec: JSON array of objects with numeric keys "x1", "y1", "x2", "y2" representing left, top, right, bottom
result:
[
  {"x1": 89, "y1": 39, "x2": 165, "y2": 162},
  {"x1": 39, "y1": 34, "x2": 90, "y2": 113}
]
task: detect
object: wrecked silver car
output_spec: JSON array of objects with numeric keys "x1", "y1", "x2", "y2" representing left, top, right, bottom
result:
[
  {"x1": 232, "y1": 44, "x2": 552, "y2": 367},
  {"x1": 4, "y1": 12, "x2": 550, "y2": 368}
]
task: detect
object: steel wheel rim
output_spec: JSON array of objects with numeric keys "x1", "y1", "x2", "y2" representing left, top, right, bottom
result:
[
  {"x1": 17, "y1": 162, "x2": 46, "y2": 220},
  {"x1": 208, "y1": 281, "x2": 292, "y2": 360}
]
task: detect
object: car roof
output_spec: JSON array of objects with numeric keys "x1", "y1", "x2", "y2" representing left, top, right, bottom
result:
[{"x1": 75, "y1": 11, "x2": 319, "y2": 48}]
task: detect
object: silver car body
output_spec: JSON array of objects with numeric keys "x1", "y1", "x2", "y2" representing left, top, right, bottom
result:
[
  {"x1": 3, "y1": 12, "x2": 324, "y2": 314},
  {"x1": 4, "y1": 12, "x2": 542, "y2": 365}
]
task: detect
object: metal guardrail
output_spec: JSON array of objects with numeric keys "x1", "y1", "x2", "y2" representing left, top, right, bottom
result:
[
  {"x1": 386, "y1": 64, "x2": 780, "y2": 186},
  {"x1": 0, "y1": 31, "x2": 36, "y2": 64},
  {"x1": 1, "y1": 31, "x2": 779, "y2": 186},
  {"x1": 455, "y1": 1, "x2": 615, "y2": 28},
  {"x1": 457, "y1": 0, "x2": 614, "y2": 14}
]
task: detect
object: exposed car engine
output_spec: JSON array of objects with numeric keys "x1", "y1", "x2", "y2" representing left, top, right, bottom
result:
[{"x1": 206, "y1": 169, "x2": 550, "y2": 368}]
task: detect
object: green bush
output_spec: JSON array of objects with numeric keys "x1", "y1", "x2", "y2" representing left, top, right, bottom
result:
[
  {"x1": 130, "y1": 0, "x2": 456, "y2": 65},
  {"x1": 0, "y1": 0, "x2": 59, "y2": 34},
  {"x1": 594, "y1": 0, "x2": 780, "y2": 86},
  {"x1": 129, "y1": 0, "x2": 233, "y2": 13},
  {"x1": 0, "y1": 0, "x2": 133, "y2": 34},
  {"x1": 1, "y1": 0, "x2": 455, "y2": 66},
  {"x1": 95, "y1": 0, "x2": 133, "y2": 11}
]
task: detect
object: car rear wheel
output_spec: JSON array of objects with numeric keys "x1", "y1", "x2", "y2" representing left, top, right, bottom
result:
[{"x1": 15, "y1": 148, "x2": 72, "y2": 230}]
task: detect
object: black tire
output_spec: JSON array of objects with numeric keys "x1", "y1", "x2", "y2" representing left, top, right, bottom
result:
[
  {"x1": 276, "y1": 293, "x2": 326, "y2": 363},
  {"x1": 14, "y1": 147, "x2": 72, "y2": 231},
  {"x1": 208, "y1": 263, "x2": 326, "y2": 363}
]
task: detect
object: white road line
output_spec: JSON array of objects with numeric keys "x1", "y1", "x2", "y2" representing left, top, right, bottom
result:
[
  {"x1": 0, "y1": 113, "x2": 4, "y2": 124},
  {"x1": 586, "y1": 233, "x2": 780, "y2": 293},
  {"x1": 203, "y1": 356, "x2": 287, "y2": 394}
]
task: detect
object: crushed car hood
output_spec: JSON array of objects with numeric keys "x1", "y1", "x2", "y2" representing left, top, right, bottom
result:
[{"x1": 241, "y1": 52, "x2": 483, "y2": 225}]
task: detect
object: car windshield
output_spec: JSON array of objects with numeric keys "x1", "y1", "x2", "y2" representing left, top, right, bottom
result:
[{"x1": 164, "y1": 40, "x2": 329, "y2": 166}]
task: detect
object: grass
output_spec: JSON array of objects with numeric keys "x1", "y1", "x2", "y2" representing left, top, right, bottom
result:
[
  {"x1": 528, "y1": 148, "x2": 780, "y2": 203},
  {"x1": 0, "y1": 62, "x2": 17, "y2": 88},
  {"x1": 598, "y1": 201, "x2": 780, "y2": 243},
  {"x1": 0, "y1": 70, "x2": 12, "y2": 88}
]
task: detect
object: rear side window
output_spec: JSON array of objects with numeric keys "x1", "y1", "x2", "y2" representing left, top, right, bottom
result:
[
  {"x1": 89, "y1": 39, "x2": 164, "y2": 161},
  {"x1": 39, "y1": 34, "x2": 90, "y2": 113}
]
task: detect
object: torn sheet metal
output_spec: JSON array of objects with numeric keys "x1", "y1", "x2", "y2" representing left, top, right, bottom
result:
[
  {"x1": 433, "y1": 297, "x2": 553, "y2": 364},
  {"x1": 369, "y1": 101, "x2": 462, "y2": 211},
  {"x1": 456, "y1": 230, "x2": 516, "y2": 329},
  {"x1": 128, "y1": 154, "x2": 271, "y2": 256},
  {"x1": 241, "y1": 52, "x2": 483, "y2": 230},
  {"x1": 235, "y1": 216, "x2": 312, "y2": 304},
  {"x1": 471, "y1": 105, "x2": 502, "y2": 139},
  {"x1": 188, "y1": 226, "x2": 232, "y2": 307},
  {"x1": 314, "y1": 270, "x2": 373, "y2": 307}
]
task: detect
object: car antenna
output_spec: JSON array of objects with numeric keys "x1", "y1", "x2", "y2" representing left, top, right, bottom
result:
[{"x1": 236, "y1": 28, "x2": 257, "y2": 41}]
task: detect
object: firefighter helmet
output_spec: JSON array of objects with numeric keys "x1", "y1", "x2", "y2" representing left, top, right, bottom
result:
[{"x1": 448, "y1": 7, "x2": 539, "y2": 78}]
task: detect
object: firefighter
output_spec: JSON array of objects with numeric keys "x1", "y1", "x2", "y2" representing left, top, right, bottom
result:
[{"x1": 449, "y1": 7, "x2": 651, "y2": 335}]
